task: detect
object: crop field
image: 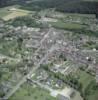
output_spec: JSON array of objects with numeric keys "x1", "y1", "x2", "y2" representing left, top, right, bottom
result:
[{"x1": 0, "y1": 6, "x2": 31, "y2": 21}]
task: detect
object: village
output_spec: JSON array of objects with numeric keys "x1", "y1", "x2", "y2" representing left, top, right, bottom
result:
[{"x1": 0, "y1": 5, "x2": 98, "y2": 100}]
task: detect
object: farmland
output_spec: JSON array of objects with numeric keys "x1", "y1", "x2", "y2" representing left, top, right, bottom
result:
[
  {"x1": 50, "y1": 21, "x2": 86, "y2": 30},
  {"x1": 0, "y1": 5, "x2": 31, "y2": 21}
]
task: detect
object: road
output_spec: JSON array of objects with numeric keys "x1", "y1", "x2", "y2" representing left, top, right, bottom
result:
[
  {"x1": 28, "y1": 79, "x2": 53, "y2": 92},
  {"x1": 34, "y1": 28, "x2": 53, "y2": 54}
]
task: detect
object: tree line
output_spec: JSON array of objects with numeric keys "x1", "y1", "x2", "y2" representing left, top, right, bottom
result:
[
  {"x1": 0, "y1": 0, "x2": 98, "y2": 17},
  {"x1": 21, "y1": 0, "x2": 98, "y2": 17}
]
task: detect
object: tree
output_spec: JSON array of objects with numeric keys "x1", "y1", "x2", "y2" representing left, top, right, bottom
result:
[{"x1": 17, "y1": 37, "x2": 23, "y2": 50}]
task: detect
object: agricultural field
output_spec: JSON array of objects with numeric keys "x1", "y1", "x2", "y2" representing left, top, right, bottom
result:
[
  {"x1": 44, "y1": 10, "x2": 96, "y2": 31},
  {"x1": 0, "y1": 5, "x2": 31, "y2": 21},
  {"x1": 50, "y1": 21, "x2": 86, "y2": 30},
  {"x1": 63, "y1": 13, "x2": 96, "y2": 18}
]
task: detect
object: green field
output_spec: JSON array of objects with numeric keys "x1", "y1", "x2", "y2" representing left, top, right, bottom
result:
[
  {"x1": 0, "y1": 5, "x2": 19, "y2": 18},
  {"x1": 9, "y1": 83, "x2": 56, "y2": 100},
  {"x1": 63, "y1": 13, "x2": 96, "y2": 18},
  {"x1": 77, "y1": 70, "x2": 94, "y2": 91},
  {"x1": 0, "y1": 9, "x2": 10, "y2": 18},
  {"x1": 84, "y1": 80, "x2": 98, "y2": 100},
  {"x1": 50, "y1": 21, "x2": 86, "y2": 30},
  {"x1": 76, "y1": 70, "x2": 98, "y2": 100},
  {"x1": 87, "y1": 90, "x2": 98, "y2": 100},
  {"x1": 0, "y1": 5, "x2": 30, "y2": 21}
]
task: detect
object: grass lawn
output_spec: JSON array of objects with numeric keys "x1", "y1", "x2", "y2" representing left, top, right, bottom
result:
[
  {"x1": 0, "y1": 9, "x2": 11, "y2": 18},
  {"x1": 63, "y1": 13, "x2": 96, "y2": 18},
  {"x1": 77, "y1": 70, "x2": 94, "y2": 91},
  {"x1": 0, "y1": 5, "x2": 19, "y2": 18},
  {"x1": 76, "y1": 70, "x2": 98, "y2": 100},
  {"x1": 9, "y1": 83, "x2": 56, "y2": 100},
  {"x1": 84, "y1": 80, "x2": 98, "y2": 100},
  {"x1": 0, "y1": 5, "x2": 30, "y2": 21},
  {"x1": 86, "y1": 90, "x2": 98, "y2": 100},
  {"x1": 50, "y1": 21, "x2": 86, "y2": 30}
]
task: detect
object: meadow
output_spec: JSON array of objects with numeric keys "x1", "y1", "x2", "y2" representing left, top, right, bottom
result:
[{"x1": 0, "y1": 5, "x2": 30, "y2": 21}]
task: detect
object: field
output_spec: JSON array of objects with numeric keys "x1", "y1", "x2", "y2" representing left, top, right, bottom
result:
[
  {"x1": 0, "y1": 5, "x2": 31, "y2": 21},
  {"x1": 50, "y1": 21, "x2": 86, "y2": 30},
  {"x1": 76, "y1": 70, "x2": 98, "y2": 100},
  {"x1": 77, "y1": 70, "x2": 94, "y2": 91},
  {"x1": 87, "y1": 90, "x2": 98, "y2": 100},
  {"x1": 85, "y1": 80, "x2": 98, "y2": 100},
  {"x1": 9, "y1": 83, "x2": 56, "y2": 100},
  {"x1": 63, "y1": 13, "x2": 96, "y2": 18},
  {"x1": 44, "y1": 10, "x2": 96, "y2": 31}
]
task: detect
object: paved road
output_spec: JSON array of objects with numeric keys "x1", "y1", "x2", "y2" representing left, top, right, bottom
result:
[{"x1": 34, "y1": 28, "x2": 53, "y2": 54}]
